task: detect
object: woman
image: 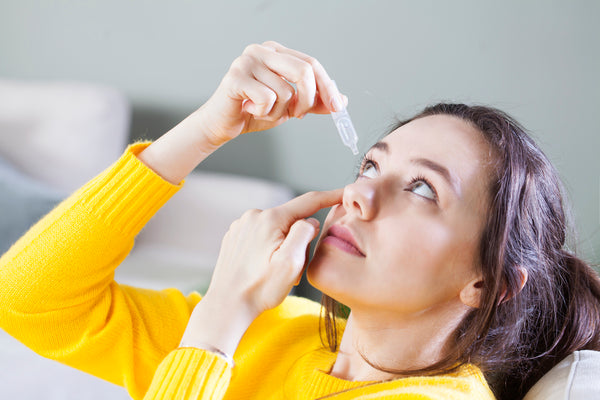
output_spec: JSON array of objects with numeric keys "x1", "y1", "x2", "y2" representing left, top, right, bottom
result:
[{"x1": 1, "y1": 41, "x2": 599, "y2": 400}]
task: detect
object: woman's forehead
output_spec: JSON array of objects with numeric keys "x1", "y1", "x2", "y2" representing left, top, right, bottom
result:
[
  {"x1": 385, "y1": 114, "x2": 482, "y2": 149},
  {"x1": 375, "y1": 115, "x2": 495, "y2": 193}
]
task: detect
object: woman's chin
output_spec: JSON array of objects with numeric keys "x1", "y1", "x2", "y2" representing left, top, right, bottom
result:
[
  {"x1": 305, "y1": 257, "x2": 322, "y2": 290},
  {"x1": 306, "y1": 264, "x2": 352, "y2": 310},
  {"x1": 306, "y1": 250, "x2": 329, "y2": 291},
  {"x1": 306, "y1": 247, "x2": 347, "y2": 296}
]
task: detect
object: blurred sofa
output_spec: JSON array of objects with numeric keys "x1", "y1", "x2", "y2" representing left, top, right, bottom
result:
[{"x1": 1, "y1": 79, "x2": 598, "y2": 399}]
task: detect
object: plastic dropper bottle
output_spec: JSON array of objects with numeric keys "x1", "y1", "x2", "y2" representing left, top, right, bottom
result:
[{"x1": 330, "y1": 81, "x2": 359, "y2": 155}]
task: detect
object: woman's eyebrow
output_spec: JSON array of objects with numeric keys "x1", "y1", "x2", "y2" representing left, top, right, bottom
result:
[
  {"x1": 411, "y1": 158, "x2": 461, "y2": 197},
  {"x1": 370, "y1": 141, "x2": 389, "y2": 153},
  {"x1": 368, "y1": 141, "x2": 461, "y2": 197}
]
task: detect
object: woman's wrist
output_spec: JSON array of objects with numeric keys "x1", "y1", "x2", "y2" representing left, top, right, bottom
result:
[
  {"x1": 178, "y1": 340, "x2": 236, "y2": 368},
  {"x1": 179, "y1": 292, "x2": 259, "y2": 361},
  {"x1": 136, "y1": 108, "x2": 224, "y2": 185},
  {"x1": 188, "y1": 104, "x2": 232, "y2": 148}
]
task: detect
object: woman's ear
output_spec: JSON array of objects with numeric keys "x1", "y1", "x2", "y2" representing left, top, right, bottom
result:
[
  {"x1": 459, "y1": 278, "x2": 484, "y2": 308},
  {"x1": 498, "y1": 266, "x2": 528, "y2": 304},
  {"x1": 516, "y1": 266, "x2": 528, "y2": 290},
  {"x1": 459, "y1": 267, "x2": 528, "y2": 308}
]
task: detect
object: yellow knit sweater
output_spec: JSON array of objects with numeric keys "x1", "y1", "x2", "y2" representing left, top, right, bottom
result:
[{"x1": 0, "y1": 143, "x2": 496, "y2": 399}]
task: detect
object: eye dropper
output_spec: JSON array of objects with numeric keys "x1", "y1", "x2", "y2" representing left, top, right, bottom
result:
[{"x1": 330, "y1": 81, "x2": 359, "y2": 155}]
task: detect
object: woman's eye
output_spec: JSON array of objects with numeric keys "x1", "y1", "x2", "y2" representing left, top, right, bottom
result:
[
  {"x1": 361, "y1": 162, "x2": 378, "y2": 178},
  {"x1": 410, "y1": 180, "x2": 436, "y2": 200}
]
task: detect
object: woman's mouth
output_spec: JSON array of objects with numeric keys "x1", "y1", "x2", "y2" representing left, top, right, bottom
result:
[{"x1": 322, "y1": 224, "x2": 365, "y2": 257}]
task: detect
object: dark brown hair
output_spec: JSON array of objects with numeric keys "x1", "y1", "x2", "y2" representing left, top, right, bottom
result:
[{"x1": 319, "y1": 103, "x2": 600, "y2": 400}]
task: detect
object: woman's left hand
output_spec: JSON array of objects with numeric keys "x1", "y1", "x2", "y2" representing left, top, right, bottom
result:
[
  {"x1": 207, "y1": 188, "x2": 343, "y2": 316},
  {"x1": 179, "y1": 189, "x2": 343, "y2": 357}
]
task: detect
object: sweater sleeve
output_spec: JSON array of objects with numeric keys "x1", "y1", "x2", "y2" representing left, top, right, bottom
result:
[
  {"x1": 143, "y1": 348, "x2": 231, "y2": 399},
  {"x1": 0, "y1": 142, "x2": 212, "y2": 399}
]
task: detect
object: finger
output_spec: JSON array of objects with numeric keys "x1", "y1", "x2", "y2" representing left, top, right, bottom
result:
[
  {"x1": 305, "y1": 217, "x2": 320, "y2": 229},
  {"x1": 295, "y1": 246, "x2": 310, "y2": 287},
  {"x1": 274, "y1": 219, "x2": 318, "y2": 278},
  {"x1": 250, "y1": 66, "x2": 296, "y2": 121},
  {"x1": 295, "y1": 218, "x2": 320, "y2": 286},
  {"x1": 303, "y1": 90, "x2": 349, "y2": 115},
  {"x1": 262, "y1": 41, "x2": 344, "y2": 113},
  {"x1": 254, "y1": 48, "x2": 317, "y2": 118},
  {"x1": 229, "y1": 74, "x2": 277, "y2": 117},
  {"x1": 271, "y1": 189, "x2": 343, "y2": 228}
]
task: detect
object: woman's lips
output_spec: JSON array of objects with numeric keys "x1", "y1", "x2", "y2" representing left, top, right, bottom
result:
[{"x1": 322, "y1": 225, "x2": 365, "y2": 257}]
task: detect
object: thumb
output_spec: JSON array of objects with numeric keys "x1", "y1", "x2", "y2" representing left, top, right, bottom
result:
[
  {"x1": 275, "y1": 218, "x2": 319, "y2": 278},
  {"x1": 242, "y1": 99, "x2": 257, "y2": 114}
]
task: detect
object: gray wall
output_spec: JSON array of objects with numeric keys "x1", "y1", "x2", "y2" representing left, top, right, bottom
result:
[{"x1": 1, "y1": 0, "x2": 599, "y2": 262}]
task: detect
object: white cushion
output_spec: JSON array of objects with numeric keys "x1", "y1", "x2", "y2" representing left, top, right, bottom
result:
[
  {"x1": 0, "y1": 329, "x2": 130, "y2": 400},
  {"x1": 523, "y1": 350, "x2": 600, "y2": 400},
  {"x1": 0, "y1": 79, "x2": 130, "y2": 192}
]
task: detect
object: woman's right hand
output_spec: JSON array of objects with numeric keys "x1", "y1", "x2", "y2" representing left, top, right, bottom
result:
[
  {"x1": 196, "y1": 41, "x2": 348, "y2": 146},
  {"x1": 136, "y1": 41, "x2": 346, "y2": 185}
]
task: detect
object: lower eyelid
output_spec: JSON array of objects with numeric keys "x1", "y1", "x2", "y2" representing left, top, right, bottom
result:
[{"x1": 408, "y1": 190, "x2": 434, "y2": 201}]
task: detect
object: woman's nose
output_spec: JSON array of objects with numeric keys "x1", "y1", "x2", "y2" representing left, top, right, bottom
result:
[{"x1": 342, "y1": 180, "x2": 377, "y2": 220}]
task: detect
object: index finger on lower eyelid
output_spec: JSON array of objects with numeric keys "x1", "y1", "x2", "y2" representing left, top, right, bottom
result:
[{"x1": 275, "y1": 189, "x2": 344, "y2": 227}]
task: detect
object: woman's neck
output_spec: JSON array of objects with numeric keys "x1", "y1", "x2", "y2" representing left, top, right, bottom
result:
[{"x1": 329, "y1": 301, "x2": 469, "y2": 382}]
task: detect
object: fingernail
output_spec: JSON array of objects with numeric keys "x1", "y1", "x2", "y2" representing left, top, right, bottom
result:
[
  {"x1": 243, "y1": 100, "x2": 255, "y2": 114},
  {"x1": 306, "y1": 217, "x2": 320, "y2": 228},
  {"x1": 297, "y1": 113, "x2": 306, "y2": 119},
  {"x1": 330, "y1": 95, "x2": 344, "y2": 112}
]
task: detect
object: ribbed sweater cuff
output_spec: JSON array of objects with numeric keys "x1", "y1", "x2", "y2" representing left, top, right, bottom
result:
[
  {"x1": 79, "y1": 142, "x2": 182, "y2": 237},
  {"x1": 144, "y1": 348, "x2": 231, "y2": 399}
]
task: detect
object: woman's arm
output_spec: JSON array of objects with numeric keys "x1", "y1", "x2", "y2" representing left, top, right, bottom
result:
[
  {"x1": 0, "y1": 142, "x2": 189, "y2": 399},
  {"x1": 141, "y1": 188, "x2": 343, "y2": 400},
  {"x1": 139, "y1": 42, "x2": 347, "y2": 399},
  {"x1": 141, "y1": 39, "x2": 347, "y2": 358},
  {"x1": 0, "y1": 40, "x2": 345, "y2": 400}
]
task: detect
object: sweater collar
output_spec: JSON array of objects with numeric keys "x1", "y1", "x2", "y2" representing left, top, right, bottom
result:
[
  {"x1": 283, "y1": 346, "x2": 493, "y2": 399},
  {"x1": 283, "y1": 347, "x2": 377, "y2": 399}
]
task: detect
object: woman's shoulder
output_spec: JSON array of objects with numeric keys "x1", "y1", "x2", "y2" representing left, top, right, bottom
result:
[
  {"x1": 275, "y1": 295, "x2": 322, "y2": 317},
  {"x1": 364, "y1": 364, "x2": 495, "y2": 400},
  {"x1": 259, "y1": 295, "x2": 324, "y2": 328},
  {"x1": 238, "y1": 296, "x2": 338, "y2": 349},
  {"x1": 437, "y1": 364, "x2": 496, "y2": 399}
]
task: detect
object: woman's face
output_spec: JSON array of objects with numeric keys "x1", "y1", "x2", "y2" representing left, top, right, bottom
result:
[{"x1": 307, "y1": 114, "x2": 496, "y2": 315}]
